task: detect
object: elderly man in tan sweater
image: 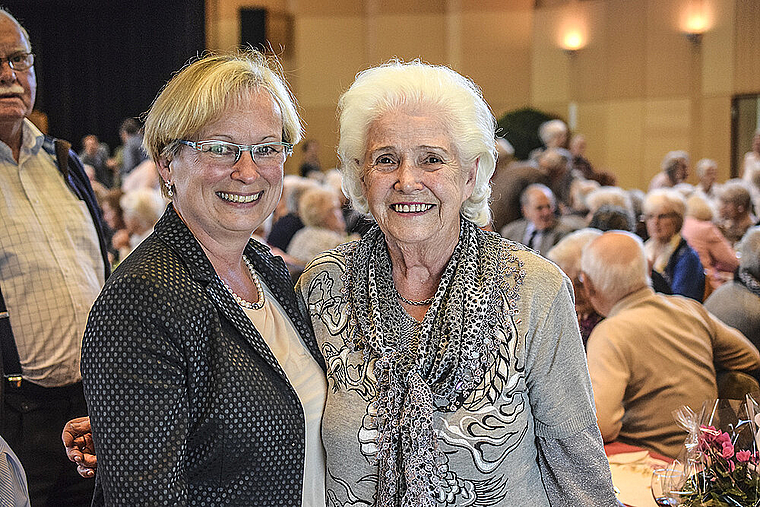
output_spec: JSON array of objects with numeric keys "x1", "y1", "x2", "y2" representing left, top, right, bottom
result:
[{"x1": 580, "y1": 231, "x2": 760, "y2": 458}]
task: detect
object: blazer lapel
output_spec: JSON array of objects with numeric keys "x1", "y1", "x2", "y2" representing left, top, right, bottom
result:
[{"x1": 153, "y1": 205, "x2": 290, "y2": 383}]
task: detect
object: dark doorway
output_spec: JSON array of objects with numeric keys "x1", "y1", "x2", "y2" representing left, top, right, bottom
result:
[{"x1": 2, "y1": 0, "x2": 205, "y2": 152}]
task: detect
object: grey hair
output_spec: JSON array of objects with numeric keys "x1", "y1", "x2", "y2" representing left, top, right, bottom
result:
[
  {"x1": 546, "y1": 228, "x2": 602, "y2": 279},
  {"x1": 661, "y1": 150, "x2": 690, "y2": 172},
  {"x1": 520, "y1": 183, "x2": 555, "y2": 208},
  {"x1": 581, "y1": 231, "x2": 650, "y2": 304},
  {"x1": 719, "y1": 180, "x2": 752, "y2": 211},
  {"x1": 120, "y1": 189, "x2": 165, "y2": 230},
  {"x1": 738, "y1": 226, "x2": 760, "y2": 279},
  {"x1": 586, "y1": 186, "x2": 633, "y2": 216},
  {"x1": 337, "y1": 60, "x2": 497, "y2": 227},
  {"x1": 570, "y1": 178, "x2": 600, "y2": 213},
  {"x1": 696, "y1": 158, "x2": 717, "y2": 179},
  {"x1": 539, "y1": 119, "x2": 568, "y2": 147}
]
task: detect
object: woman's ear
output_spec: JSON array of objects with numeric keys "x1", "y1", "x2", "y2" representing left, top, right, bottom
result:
[
  {"x1": 156, "y1": 156, "x2": 172, "y2": 184},
  {"x1": 463, "y1": 159, "x2": 478, "y2": 200}
]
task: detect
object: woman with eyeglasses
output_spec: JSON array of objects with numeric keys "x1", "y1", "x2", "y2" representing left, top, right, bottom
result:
[
  {"x1": 73, "y1": 51, "x2": 327, "y2": 505},
  {"x1": 643, "y1": 189, "x2": 705, "y2": 301}
]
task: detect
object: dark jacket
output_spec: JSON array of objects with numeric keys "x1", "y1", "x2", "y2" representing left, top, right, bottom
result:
[
  {"x1": 42, "y1": 136, "x2": 110, "y2": 280},
  {"x1": 664, "y1": 237, "x2": 705, "y2": 302},
  {"x1": 82, "y1": 204, "x2": 325, "y2": 506}
]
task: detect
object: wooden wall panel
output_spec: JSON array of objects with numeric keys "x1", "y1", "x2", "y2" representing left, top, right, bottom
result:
[
  {"x1": 734, "y1": 0, "x2": 760, "y2": 94},
  {"x1": 460, "y1": 10, "x2": 533, "y2": 117}
]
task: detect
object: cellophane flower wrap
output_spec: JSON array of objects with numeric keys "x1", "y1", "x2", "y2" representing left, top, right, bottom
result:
[{"x1": 672, "y1": 397, "x2": 760, "y2": 506}]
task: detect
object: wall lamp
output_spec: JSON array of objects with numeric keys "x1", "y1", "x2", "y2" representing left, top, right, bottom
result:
[{"x1": 561, "y1": 31, "x2": 585, "y2": 56}]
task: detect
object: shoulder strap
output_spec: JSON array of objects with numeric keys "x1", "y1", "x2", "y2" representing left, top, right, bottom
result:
[
  {"x1": 0, "y1": 287, "x2": 22, "y2": 380},
  {"x1": 55, "y1": 139, "x2": 71, "y2": 178}
]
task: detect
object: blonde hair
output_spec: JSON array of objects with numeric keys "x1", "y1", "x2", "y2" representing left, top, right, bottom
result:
[
  {"x1": 337, "y1": 60, "x2": 497, "y2": 226},
  {"x1": 685, "y1": 194, "x2": 713, "y2": 221},
  {"x1": 298, "y1": 186, "x2": 340, "y2": 228},
  {"x1": 643, "y1": 189, "x2": 686, "y2": 230},
  {"x1": 144, "y1": 50, "x2": 302, "y2": 166}
]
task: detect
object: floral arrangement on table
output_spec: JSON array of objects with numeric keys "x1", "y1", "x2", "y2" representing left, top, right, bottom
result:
[{"x1": 673, "y1": 398, "x2": 760, "y2": 507}]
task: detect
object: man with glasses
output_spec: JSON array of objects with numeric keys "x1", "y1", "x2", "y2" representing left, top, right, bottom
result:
[{"x1": 0, "y1": 8, "x2": 108, "y2": 506}]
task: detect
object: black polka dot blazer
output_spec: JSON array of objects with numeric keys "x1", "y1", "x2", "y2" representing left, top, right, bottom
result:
[{"x1": 82, "y1": 204, "x2": 326, "y2": 506}]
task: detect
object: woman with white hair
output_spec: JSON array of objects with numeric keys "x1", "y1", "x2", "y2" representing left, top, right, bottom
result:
[
  {"x1": 695, "y1": 158, "x2": 720, "y2": 200},
  {"x1": 643, "y1": 189, "x2": 705, "y2": 300},
  {"x1": 286, "y1": 185, "x2": 358, "y2": 265},
  {"x1": 114, "y1": 188, "x2": 165, "y2": 260},
  {"x1": 297, "y1": 61, "x2": 616, "y2": 506}
]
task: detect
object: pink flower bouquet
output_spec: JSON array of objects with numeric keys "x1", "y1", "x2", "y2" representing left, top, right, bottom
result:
[{"x1": 674, "y1": 398, "x2": 760, "y2": 506}]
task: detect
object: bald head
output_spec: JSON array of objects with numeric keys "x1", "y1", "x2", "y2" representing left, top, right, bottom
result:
[
  {"x1": 580, "y1": 231, "x2": 649, "y2": 314},
  {"x1": 0, "y1": 9, "x2": 30, "y2": 48}
]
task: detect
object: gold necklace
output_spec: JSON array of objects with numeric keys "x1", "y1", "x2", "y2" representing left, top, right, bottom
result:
[{"x1": 222, "y1": 256, "x2": 266, "y2": 310}]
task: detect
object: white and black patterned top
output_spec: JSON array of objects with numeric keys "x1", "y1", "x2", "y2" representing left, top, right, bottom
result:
[
  {"x1": 82, "y1": 204, "x2": 325, "y2": 506},
  {"x1": 296, "y1": 226, "x2": 618, "y2": 507}
]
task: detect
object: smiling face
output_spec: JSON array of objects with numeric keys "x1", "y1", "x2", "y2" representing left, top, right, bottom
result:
[
  {"x1": 0, "y1": 14, "x2": 35, "y2": 127},
  {"x1": 158, "y1": 89, "x2": 284, "y2": 246},
  {"x1": 361, "y1": 109, "x2": 476, "y2": 251}
]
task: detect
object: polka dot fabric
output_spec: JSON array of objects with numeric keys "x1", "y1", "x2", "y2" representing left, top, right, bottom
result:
[{"x1": 82, "y1": 205, "x2": 325, "y2": 506}]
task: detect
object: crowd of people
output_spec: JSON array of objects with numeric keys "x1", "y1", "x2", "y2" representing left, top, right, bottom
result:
[{"x1": 2, "y1": 4, "x2": 760, "y2": 506}]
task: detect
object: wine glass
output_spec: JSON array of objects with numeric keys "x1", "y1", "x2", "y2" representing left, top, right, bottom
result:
[{"x1": 651, "y1": 467, "x2": 684, "y2": 506}]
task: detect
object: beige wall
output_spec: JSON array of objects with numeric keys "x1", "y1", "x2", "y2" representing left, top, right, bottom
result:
[{"x1": 206, "y1": 0, "x2": 760, "y2": 189}]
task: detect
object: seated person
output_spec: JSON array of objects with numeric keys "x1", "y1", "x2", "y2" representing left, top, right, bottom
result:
[
  {"x1": 588, "y1": 204, "x2": 635, "y2": 232},
  {"x1": 546, "y1": 228, "x2": 603, "y2": 346},
  {"x1": 286, "y1": 186, "x2": 358, "y2": 265},
  {"x1": 681, "y1": 194, "x2": 738, "y2": 289},
  {"x1": 500, "y1": 183, "x2": 575, "y2": 256},
  {"x1": 694, "y1": 158, "x2": 720, "y2": 201},
  {"x1": 114, "y1": 189, "x2": 165, "y2": 261},
  {"x1": 267, "y1": 176, "x2": 318, "y2": 251},
  {"x1": 717, "y1": 180, "x2": 755, "y2": 245},
  {"x1": 643, "y1": 189, "x2": 705, "y2": 301},
  {"x1": 649, "y1": 150, "x2": 689, "y2": 191},
  {"x1": 705, "y1": 227, "x2": 760, "y2": 352},
  {"x1": 580, "y1": 231, "x2": 760, "y2": 458}
]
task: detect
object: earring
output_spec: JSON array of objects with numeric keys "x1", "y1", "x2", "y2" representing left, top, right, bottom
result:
[{"x1": 164, "y1": 180, "x2": 174, "y2": 198}]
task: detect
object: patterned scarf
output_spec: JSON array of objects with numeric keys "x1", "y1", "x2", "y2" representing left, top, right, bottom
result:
[
  {"x1": 736, "y1": 267, "x2": 760, "y2": 298},
  {"x1": 341, "y1": 218, "x2": 509, "y2": 507}
]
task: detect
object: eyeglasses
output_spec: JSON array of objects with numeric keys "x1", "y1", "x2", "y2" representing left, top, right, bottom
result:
[
  {"x1": 0, "y1": 52, "x2": 34, "y2": 71},
  {"x1": 178, "y1": 139, "x2": 293, "y2": 168}
]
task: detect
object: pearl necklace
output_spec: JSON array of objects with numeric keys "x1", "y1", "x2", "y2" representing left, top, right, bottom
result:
[{"x1": 222, "y1": 256, "x2": 266, "y2": 310}]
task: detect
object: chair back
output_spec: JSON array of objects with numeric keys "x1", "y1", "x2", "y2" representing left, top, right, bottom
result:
[{"x1": 716, "y1": 370, "x2": 760, "y2": 400}]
